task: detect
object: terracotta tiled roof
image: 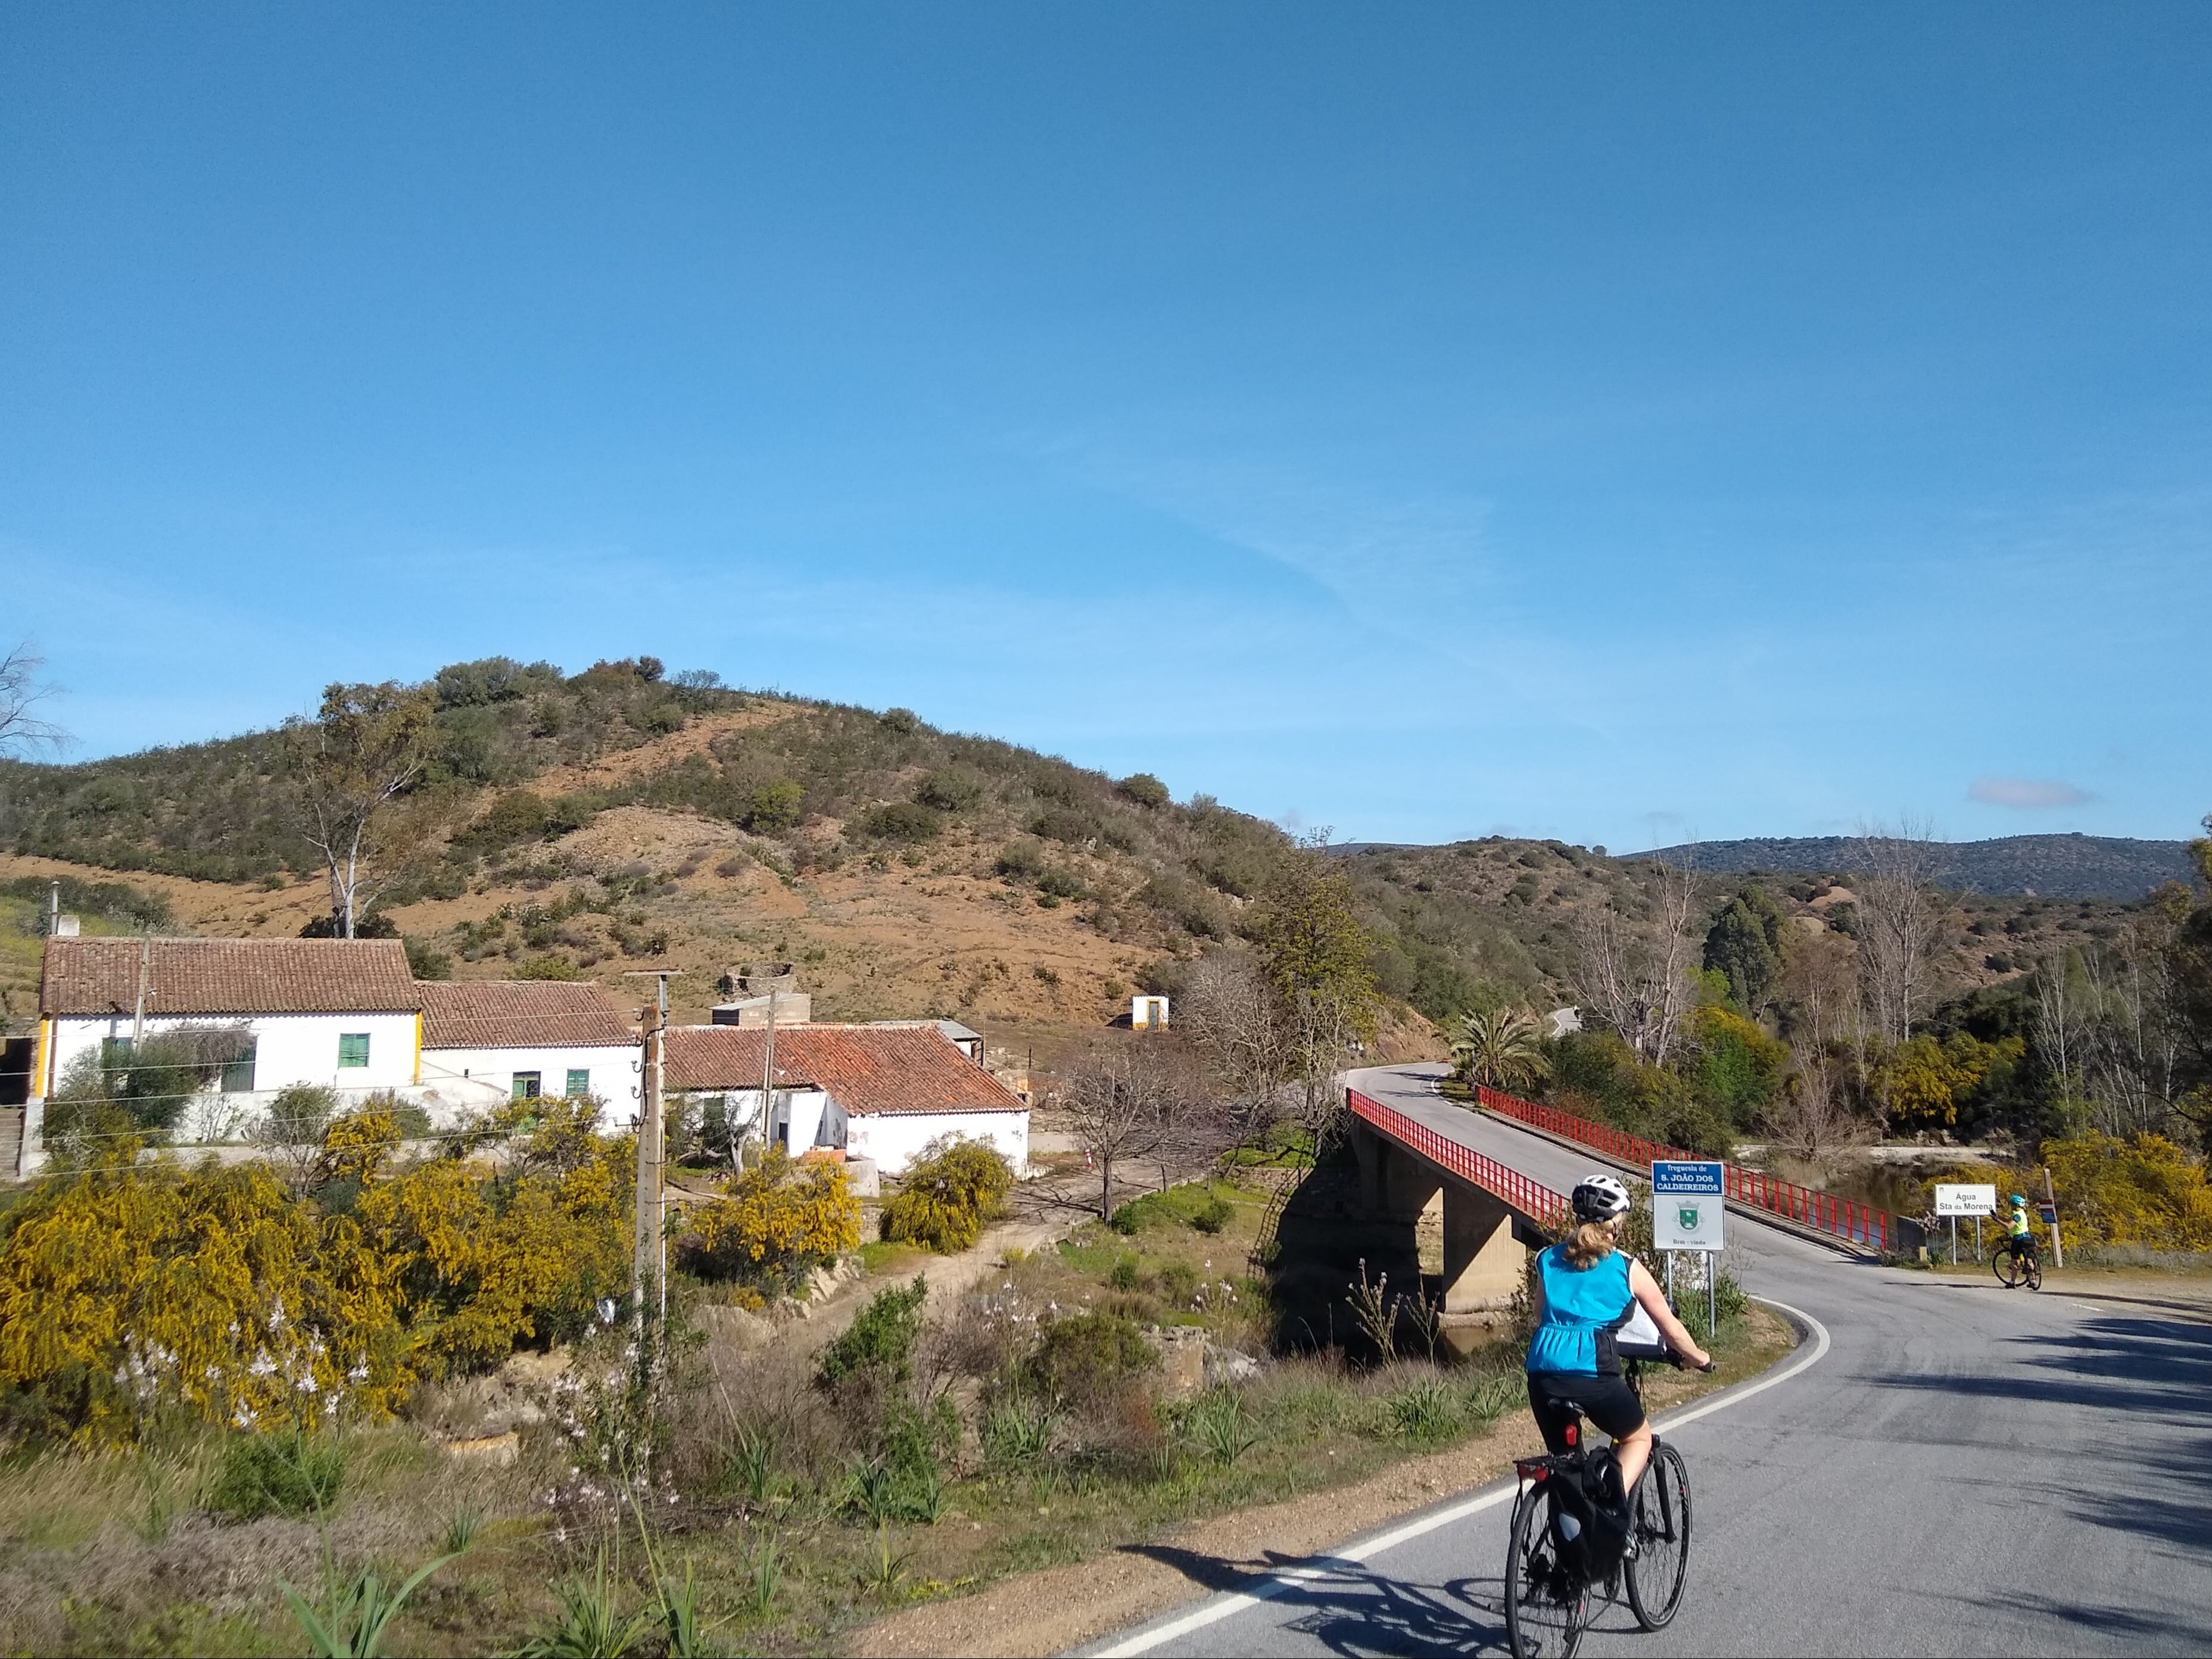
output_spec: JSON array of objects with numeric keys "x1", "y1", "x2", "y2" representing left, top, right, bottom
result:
[
  {"x1": 40, "y1": 937, "x2": 417, "y2": 1018},
  {"x1": 418, "y1": 980, "x2": 638, "y2": 1050},
  {"x1": 665, "y1": 1024, "x2": 1026, "y2": 1117}
]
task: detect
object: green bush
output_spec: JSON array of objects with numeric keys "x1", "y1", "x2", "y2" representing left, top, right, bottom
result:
[
  {"x1": 1117, "y1": 773, "x2": 1171, "y2": 809},
  {"x1": 747, "y1": 779, "x2": 805, "y2": 832},
  {"x1": 1035, "y1": 866, "x2": 1088, "y2": 900},
  {"x1": 208, "y1": 1432, "x2": 345, "y2": 1520},
  {"x1": 1111, "y1": 1183, "x2": 1241, "y2": 1236},
  {"x1": 1023, "y1": 1312, "x2": 1155, "y2": 1409},
  {"x1": 880, "y1": 1139, "x2": 1013, "y2": 1253},
  {"x1": 995, "y1": 838, "x2": 1046, "y2": 881},
  {"x1": 863, "y1": 802, "x2": 942, "y2": 843},
  {"x1": 818, "y1": 1277, "x2": 929, "y2": 1390},
  {"x1": 914, "y1": 767, "x2": 985, "y2": 812}
]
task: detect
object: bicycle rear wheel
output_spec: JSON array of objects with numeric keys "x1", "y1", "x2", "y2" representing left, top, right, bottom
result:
[
  {"x1": 2025, "y1": 1253, "x2": 2043, "y2": 1290},
  {"x1": 1625, "y1": 1442, "x2": 1693, "y2": 1629},
  {"x1": 1504, "y1": 1483, "x2": 1587, "y2": 1659}
]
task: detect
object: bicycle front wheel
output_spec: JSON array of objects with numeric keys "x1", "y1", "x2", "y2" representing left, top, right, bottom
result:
[
  {"x1": 1994, "y1": 1246, "x2": 2025, "y2": 1289},
  {"x1": 1625, "y1": 1442, "x2": 1693, "y2": 1630},
  {"x1": 1504, "y1": 1483, "x2": 1587, "y2": 1659}
]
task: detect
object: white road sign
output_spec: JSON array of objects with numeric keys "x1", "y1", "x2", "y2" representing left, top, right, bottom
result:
[
  {"x1": 1652, "y1": 1159, "x2": 1726, "y2": 1251},
  {"x1": 1934, "y1": 1183, "x2": 1996, "y2": 1217}
]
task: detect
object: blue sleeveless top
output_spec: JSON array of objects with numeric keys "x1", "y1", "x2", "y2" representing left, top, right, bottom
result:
[{"x1": 1525, "y1": 1244, "x2": 1635, "y2": 1376}]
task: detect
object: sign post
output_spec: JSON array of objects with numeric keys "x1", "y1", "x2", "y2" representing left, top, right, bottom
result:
[
  {"x1": 1934, "y1": 1184, "x2": 1996, "y2": 1266},
  {"x1": 1653, "y1": 1160, "x2": 1727, "y2": 1336}
]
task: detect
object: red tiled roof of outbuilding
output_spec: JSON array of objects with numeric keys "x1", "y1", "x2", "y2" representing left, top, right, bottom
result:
[{"x1": 664, "y1": 1024, "x2": 1024, "y2": 1117}]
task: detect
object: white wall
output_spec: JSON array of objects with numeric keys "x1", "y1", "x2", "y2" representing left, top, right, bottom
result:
[
  {"x1": 674, "y1": 1092, "x2": 1026, "y2": 1177},
  {"x1": 848, "y1": 1110, "x2": 1028, "y2": 1178},
  {"x1": 43, "y1": 1011, "x2": 421, "y2": 1096},
  {"x1": 418, "y1": 1043, "x2": 643, "y2": 1128}
]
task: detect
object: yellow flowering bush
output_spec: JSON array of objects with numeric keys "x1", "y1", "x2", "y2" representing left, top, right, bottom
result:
[
  {"x1": 2042, "y1": 1133, "x2": 2212, "y2": 1249},
  {"x1": 879, "y1": 1136, "x2": 1014, "y2": 1253},
  {"x1": 359, "y1": 1098, "x2": 633, "y2": 1373},
  {"x1": 676, "y1": 1147, "x2": 861, "y2": 1297},
  {"x1": 0, "y1": 1097, "x2": 637, "y2": 1447},
  {"x1": 0, "y1": 1158, "x2": 410, "y2": 1448}
]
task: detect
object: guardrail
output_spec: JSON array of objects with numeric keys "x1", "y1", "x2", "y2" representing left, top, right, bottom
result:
[
  {"x1": 1348, "y1": 1087, "x2": 1572, "y2": 1234},
  {"x1": 1473, "y1": 1084, "x2": 1896, "y2": 1252}
]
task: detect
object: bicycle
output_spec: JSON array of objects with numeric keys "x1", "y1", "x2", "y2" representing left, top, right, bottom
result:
[
  {"x1": 1503, "y1": 1354, "x2": 1698, "y2": 1659},
  {"x1": 1993, "y1": 1236, "x2": 2042, "y2": 1290}
]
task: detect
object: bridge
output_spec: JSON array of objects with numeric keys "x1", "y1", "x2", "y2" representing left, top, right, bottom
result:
[{"x1": 1094, "y1": 1061, "x2": 2212, "y2": 1658}]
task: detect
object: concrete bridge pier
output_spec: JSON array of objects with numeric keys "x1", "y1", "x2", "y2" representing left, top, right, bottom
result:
[{"x1": 1351, "y1": 1121, "x2": 1531, "y2": 1354}]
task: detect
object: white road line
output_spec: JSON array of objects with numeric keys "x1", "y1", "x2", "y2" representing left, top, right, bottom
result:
[{"x1": 1093, "y1": 1298, "x2": 1834, "y2": 1657}]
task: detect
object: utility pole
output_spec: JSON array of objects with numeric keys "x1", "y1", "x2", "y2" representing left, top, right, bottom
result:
[
  {"x1": 761, "y1": 978, "x2": 778, "y2": 1159},
  {"x1": 2043, "y1": 1165, "x2": 2065, "y2": 1269},
  {"x1": 625, "y1": 971, "x2": 683, "y2": 1339},
  {"x1": 132, "y1": 932, "x2": 151, "y2": 1052}
]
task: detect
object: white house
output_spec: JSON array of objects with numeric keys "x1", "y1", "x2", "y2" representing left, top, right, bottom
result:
[
  {"x1": 665, "y1": 1022, "x2": 1029, "y2": 1177},
  {"x1": 416, "y1": 980, "x2": 642, "y2": 1127},
  {"x1": 28, "y1": 936, "x2": 423, "y2": 1174}
]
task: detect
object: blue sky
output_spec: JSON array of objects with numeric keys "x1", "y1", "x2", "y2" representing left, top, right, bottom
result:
[{"x1": 4, "y1": 5, "x2": 2208, "y2": 851}]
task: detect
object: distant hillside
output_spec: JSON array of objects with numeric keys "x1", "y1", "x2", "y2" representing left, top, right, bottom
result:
[{"x1": 1629, "y1": 834, "x2": 2193, "y2": 900}]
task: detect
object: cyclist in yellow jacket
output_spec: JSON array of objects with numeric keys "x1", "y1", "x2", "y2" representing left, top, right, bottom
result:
[{"x1": 2007, "y1": 1193, "x2": 2038, "y2": 1267}]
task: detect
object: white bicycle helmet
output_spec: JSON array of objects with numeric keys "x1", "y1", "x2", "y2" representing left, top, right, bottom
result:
[{"x1": 1572, "y1": 1172, "x2": 1632, "y2": 1223}]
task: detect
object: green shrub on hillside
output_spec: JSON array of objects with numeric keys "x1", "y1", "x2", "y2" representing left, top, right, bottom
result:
[
  {"x1": 818, "y1": 1277, "x2": 929, "y2": 1389},
  {"x1": 862, "y1": 802, "x2": 942, "y2": 843}
]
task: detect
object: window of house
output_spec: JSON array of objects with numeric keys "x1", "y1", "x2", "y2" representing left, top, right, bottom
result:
[
  {"x1": 221, "y1": 1040, "x2": 258, "y2": 1094},
  {"x1": 338, "y1": 1033, "x2": 370, "y2": 1068},
  {"x1": 512, "y1": 1072, "x2": 542, "y2": 1100},
  {"x1": 100, "y1": 1036, "x2": 135, "y2": 1068},
  {"x1": 566, "y1": 1068, "x2": 590, "y2": 1098}
]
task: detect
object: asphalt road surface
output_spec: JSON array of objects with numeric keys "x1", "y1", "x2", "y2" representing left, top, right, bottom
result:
[{"x1": 1089, "y1": 1062, "x2": 2212, "y2": 1658}]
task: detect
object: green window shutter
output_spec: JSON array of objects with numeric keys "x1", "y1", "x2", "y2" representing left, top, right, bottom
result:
[
  {"x1": 566, "y1": 1068, "x2": 590, "y2": 1098},
  {"x1": 338, "y1": 1033, "x2": 370, "y2": 1068},
  {"x1": 221, "y1": 1040, "x2": 258, "y2": 1094},
  {"x1": 512, "y1": 1072, "x2": 542, "y2": 1100}
]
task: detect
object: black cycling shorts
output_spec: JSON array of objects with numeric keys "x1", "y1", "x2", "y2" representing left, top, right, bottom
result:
[{"x1": 1527, "y1": 1371, "x2": 1647, "y2": 1454}]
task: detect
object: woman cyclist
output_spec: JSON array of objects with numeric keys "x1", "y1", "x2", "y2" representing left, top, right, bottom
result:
[{"x1": 1526, "y1": 1174, "x2": 1713, "y2": 1503}]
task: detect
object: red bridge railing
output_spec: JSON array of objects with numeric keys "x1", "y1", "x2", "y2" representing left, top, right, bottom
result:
[
  {"x1": 1347, "y1": 1087, "x2": 1573, "y2": 1235},
  {"x1": 1473, "y1": 1084, "x2": 1895, "y2": 1253}
]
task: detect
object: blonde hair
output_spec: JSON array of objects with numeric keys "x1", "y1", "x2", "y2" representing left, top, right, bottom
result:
[{"x1": 1562, "y1": 1218, "x2": 1620, "y2": 1271}]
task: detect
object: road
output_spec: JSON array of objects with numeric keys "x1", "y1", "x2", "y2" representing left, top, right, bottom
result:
[{"x1": 1090, "y1": 1062, "x2": 2212, "y2": 1658}]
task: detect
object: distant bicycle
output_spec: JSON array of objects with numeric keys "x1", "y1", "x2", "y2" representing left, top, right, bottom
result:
[
  {"x1": 1993, "y1": 1236, "x2": 2042, "y2": 1291},
  {"x1": 1503, "y1": 1354, "x2": 1695, "y2": 1659}
]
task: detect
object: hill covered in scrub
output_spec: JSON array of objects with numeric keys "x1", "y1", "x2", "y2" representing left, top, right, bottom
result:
[
  {"x1": 0, "y1": 656, "x2": 2191, "y2": 1045},
  {"x1": 1630, "y1": 833, "x2": 2192, "y2": 900}
]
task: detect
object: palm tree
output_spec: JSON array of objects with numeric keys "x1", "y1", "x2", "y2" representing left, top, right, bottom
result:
[{"x1": 1450, "y1": 1006, "x2": 1551, "y2": 1095}]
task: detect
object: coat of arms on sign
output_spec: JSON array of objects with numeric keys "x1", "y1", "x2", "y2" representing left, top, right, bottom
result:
[{"x1": 1678, "y1": 1205, "x2": 1700, "y2": 1230}]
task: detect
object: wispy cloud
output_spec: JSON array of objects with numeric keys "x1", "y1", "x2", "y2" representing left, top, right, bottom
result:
[{"x1": 1968, "y1": 776, "x2": 2095, "y2": 809}]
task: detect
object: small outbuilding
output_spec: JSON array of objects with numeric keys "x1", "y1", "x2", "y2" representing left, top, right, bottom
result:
[{"x1": 664, "y1": 1022, "x2": 1028, "y2": 1177}]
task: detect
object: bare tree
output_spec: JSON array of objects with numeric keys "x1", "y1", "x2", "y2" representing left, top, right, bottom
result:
[
  {"x1": 0, "y1": 640, "x2": 66, "y2": 757},
  {"x1": 1572, "y1": 859, "x2": 1701, "y2": 1065},
  {"x1": 1850, "y1": 820, "x2": 1946, "y2": 1047},
  {"x1": 2033, "y1": 947, "x2": 2088, "y2": 1121},
  {"x1": 1060, "y1": 1042, "x2": 1204, "y2": 1219},
  {"x1": 1766, "y1": 1048, "x2": 1874, "y2": 1162},
  {"x1": 283, "y1": 681, "x2": 437, "y2": 937},
  {"x1": 1179, "y1": 952, "x2": 1295, "y2": 1143}
]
